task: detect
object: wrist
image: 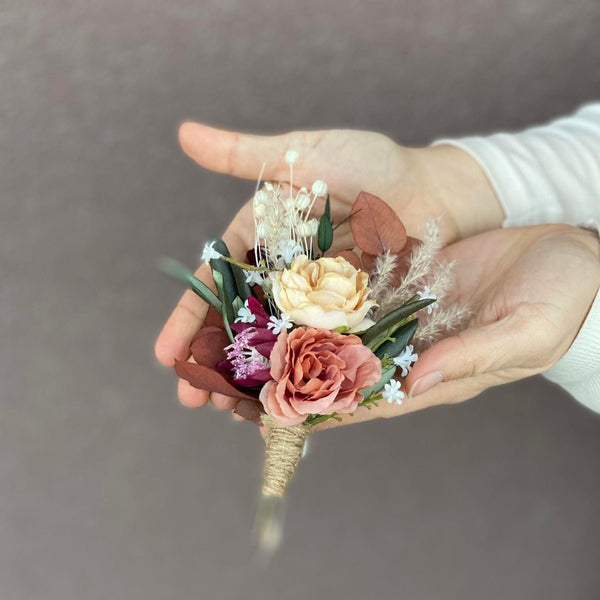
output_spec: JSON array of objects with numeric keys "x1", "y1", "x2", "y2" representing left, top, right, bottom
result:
[{"x1": 412, "y1": 144, "x2": 505, "y2": 242}]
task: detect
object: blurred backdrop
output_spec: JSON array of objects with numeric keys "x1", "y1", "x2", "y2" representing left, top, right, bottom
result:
[{"x1": 2, "y1": 1, "x2": 600, "y2": 599}]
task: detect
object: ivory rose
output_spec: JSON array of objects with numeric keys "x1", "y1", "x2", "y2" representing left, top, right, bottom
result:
[
  {"x1": 268, "y1": 254, "x2": 376, "y2": 332},
  {"x1": 259, "y1": 327, "x2": 382, "y2": 426}
]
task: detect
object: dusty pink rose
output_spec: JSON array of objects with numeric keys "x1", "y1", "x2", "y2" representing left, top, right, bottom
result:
[{"x1": 259, "y1": 327, "x2": 381, "y2": 426}]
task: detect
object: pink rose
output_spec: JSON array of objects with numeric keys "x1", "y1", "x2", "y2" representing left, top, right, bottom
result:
[{"x1": 260, "y1": 327, "x2": 382, "y2": 426}]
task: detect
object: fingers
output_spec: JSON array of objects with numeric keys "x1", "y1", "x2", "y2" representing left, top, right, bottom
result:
[
  {"x1": 178, "y1": 122, "x2": 323, "y2": 183},
  {"x1": 176, "y1": 355, "x2": 237, "y2": 410},
  {"x1": 210, "y1": 393, "x2": 238, "y2": 411},
  {"x1": 177, "y1": 356, "x2": 210, "y2": 407},
  {"x1": 154, "y1": 263, "x2": 212, "y2": 366},
  {"x1": 155, "y1": 216, "x2": 251, "y2": 368},
  {"x1": 405, "y1": 312, "x2": 533, "y2": 396}
]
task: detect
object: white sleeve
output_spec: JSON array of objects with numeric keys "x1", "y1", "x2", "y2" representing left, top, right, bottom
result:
[
  {"x1": 434, "y1": 103, "x2": 600, "y2": 229},
  {"x1": 433, "y1": 103, "x2": 600, "y2": 414}
]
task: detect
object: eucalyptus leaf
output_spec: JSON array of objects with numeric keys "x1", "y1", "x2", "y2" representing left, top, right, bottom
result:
[
  {"x1": 375, "y1": 319, "x2": 418, "y2": 359},
  {"x1": 360, "y1": 366, "x2": 396, "y2": 399},
  {"x1": 210, "y1": 240, "x2": 245, "y2": 306},
  {"x1": 213, "y1": 270, "x2": 234, "y2": 342},
  {"x1": 232, "y1": 295, "x2": 244, "y2": 315},
  {"x1": 156, "y1": 257, "x2": 222, "y2": 314},
  {"x1": 211, "y1": 270, "x2": 234, "y2": 325},
  {"x1": 361, "y1": 297, "x2": 435, "y2": 350}
]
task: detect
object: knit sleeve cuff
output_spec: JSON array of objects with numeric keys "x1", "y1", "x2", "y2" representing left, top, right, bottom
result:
[
  {"x1": 431, "y1": 137, "x2": 564, "y2": 228},
  {"x1": 542, "y1": 285, "x2": 600, "y2": 414}
]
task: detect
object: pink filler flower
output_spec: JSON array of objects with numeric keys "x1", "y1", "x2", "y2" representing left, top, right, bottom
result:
[{"x1": 260, "y1": 327, "x2": 381, "y2": 426}]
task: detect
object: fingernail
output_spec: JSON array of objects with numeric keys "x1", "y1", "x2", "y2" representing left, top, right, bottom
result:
[{"x1": 409, "y1": 371, "x2": 444, "y2": 398}]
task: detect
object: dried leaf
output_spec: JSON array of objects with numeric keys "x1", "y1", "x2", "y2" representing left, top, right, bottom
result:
[
  {"x1": 233, "y1": 399, "x2": 263, "y2": 423},
  {"x1": 350, "y1": 192, "x2": 407, "y2": 255},
  {"x1": 174, "y1": 360, "x2": 257, "y2": 401},
  {"x1": 190, "y1": 326, "x2": 230, "y2": 367}
]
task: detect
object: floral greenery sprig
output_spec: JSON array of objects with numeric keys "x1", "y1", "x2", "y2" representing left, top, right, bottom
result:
[{"x1": 159, "y1": 149, "x2": 466, "y2": 552}]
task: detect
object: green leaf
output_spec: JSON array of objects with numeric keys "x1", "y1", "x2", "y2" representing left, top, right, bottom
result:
[
  {"x1": 156, "y1": 257, "x2": 222, "y2": 314},
  {"x1": 232, "y1": 295, "x2": 244, "y2": 315},
  {"x1": 360, "y1": 366, "x2": 396, "y2": 399},
  {"x1": 374, "y1": 319, "x2": 418, "y2": 359},
  {"x1": 361, "y1": 297, "x2": 435, "y2": 350},
  {"x1": 324, "y1": 195, "x2": 331, "y2": 221},
  {"x1": 214, "y1": 240, "x2": 252, "y2": 302},
  {"x1": 212, "y1": 270, "x2": 234, "y2": 342},
  {"x1": 318, "y1": 214, "x2": 333, "y2": 253},
  {"x1": 231, "y1": 263, "x2": 253, "y2": 301},
  {"x1": 211, "y1": 240, "x2": 247, "y2": 305}
]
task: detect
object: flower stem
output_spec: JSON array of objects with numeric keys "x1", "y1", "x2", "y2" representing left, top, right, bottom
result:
[
  {"x1": 305, "y1": 412, "x2": 341, "y2": 426},
  {"x1": 219, "y1": 256, "x2": 266, "y2": 272}
]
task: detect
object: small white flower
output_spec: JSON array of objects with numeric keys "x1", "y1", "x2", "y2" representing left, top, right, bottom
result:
[
  {"x1": 393, "y1": 344, "x2": 419, "y2": 377},
  {"x1": 417, "y1": 285, "x2": 438, "y2": 314},
  {"x1": 244, "y1": 270, "x2": 264, "y2": 286},
  {"x1": 234, "y1": 299, "x2": 256, "y2": 324},
  {"x1": 267, "y1": 313, "x2": 293, "y2": 335},
  {"x1": 296, "y1": 222, "x2": 313, "y2": 238},
  {"x1": 253, "y1": 202, "x2": 267, "y2": 219},
  {"x1": 311, "y1": 180, "x2": 328, "y2": 197},
  {"x1": 295, "y1": 193, "x2": 311, "y2": 211},
  {"x1": 382, "y1": 379, "x2": 405, "y2": 405},
  {"x1": 254, "y1": 190, "x2": 268, "y2": 204},
  {"x1": 276, "y1": 239, "x2": 303, "y2": 264},
  {"x1": 201, "y1": 241, "x2": 222, "y2": 264},
  {"x1": 256, "y1": 222, "x2": 269, "y2": 239},
  {"x1": 308, "y1": 218, "x2": 319, "y2": 236},
  {"x1": 285, "y1": 149, "x2": 299, "y2": 165},
  {"x1": 284, "y1": 214, "x2": 300, "y2": 228}
]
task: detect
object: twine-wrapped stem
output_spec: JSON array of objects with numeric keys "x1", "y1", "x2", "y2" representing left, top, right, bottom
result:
[
  {"x1": 253, "y1": 415, "x2": 311, "y2": 553},
  {"x1": 261, "y1": 415, "x2": 311, "y2": 497}
]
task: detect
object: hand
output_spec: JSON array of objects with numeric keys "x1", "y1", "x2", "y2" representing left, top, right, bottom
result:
[
  {"x1": 314, "y1": 224, "x2": 600, "y2": 431},
  {"x1": 155, "y1": 122, "x2": 503, "y2": 409}
]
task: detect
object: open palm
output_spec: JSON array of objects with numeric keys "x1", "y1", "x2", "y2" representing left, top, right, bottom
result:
[
  {"x1": 314, "y1": 224, "x2": 600, "y2": 430},
  {"x1": 155, "y1": 122, "x2": 504, "y2": 410}
]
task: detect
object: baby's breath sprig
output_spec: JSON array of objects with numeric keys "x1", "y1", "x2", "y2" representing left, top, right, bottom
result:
[{"x1": 251, "y1": 150, "x2": 329, "y2": 270}]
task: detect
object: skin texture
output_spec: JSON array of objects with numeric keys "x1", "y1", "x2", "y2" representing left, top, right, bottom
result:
[
  {"x1": 315, "y1": 224, "x2": 600, "y2": 431},
  {"x1": 155, "y1": 123, "x2": 600, "y2": 429}
]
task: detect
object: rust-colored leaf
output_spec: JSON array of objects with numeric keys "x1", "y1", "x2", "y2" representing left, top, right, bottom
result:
[
  {"x1": 233, "y1": 399, "x2": 263, "y2": 424},
  {"x1": 204, "y1": 307, "x2": 225, "y2": 328},
  {"x1": 190, "y1": 326, "x2": 230, "y2": 367},
  {"x1": 350, "y1": 191, "x2": 407, "y2": 255},
  {"x1": 174, "y1": 360, "x2": 257, "y2": 400}
]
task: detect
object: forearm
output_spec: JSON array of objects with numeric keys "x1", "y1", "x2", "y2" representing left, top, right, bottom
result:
[
  {"x1": 432, "y1": 103, "x2": 600, "y2": 231},
  {"x1": 426, "y1": 104, "x2": 600, "y2": 413},
  {"x1": 412, "y1": 144, "x2": 505, "y2": 241}
]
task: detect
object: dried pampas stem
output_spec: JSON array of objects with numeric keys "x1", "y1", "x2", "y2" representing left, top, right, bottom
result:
[
  {"x1": 413, "y1": 303, "x2": 471, "y2": 349},
  {"x1": 369, "y1": 250, "x2": 398, "y2": 305},
  {"x1": 374, "y1": 218, "x2": 443, "y2": 317},
  {"x1": 253, "y1": 415, "x2": 311, "y2": 553}
]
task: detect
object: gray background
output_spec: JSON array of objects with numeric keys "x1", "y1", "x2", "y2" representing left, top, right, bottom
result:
[{"x1": 2, "y1": 1, "x2": 600, "y2": 599}]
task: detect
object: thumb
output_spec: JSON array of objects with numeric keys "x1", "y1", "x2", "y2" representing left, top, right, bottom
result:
[
  {"x1": 405, "y1": 313, "x2": 532, "y2": 397},
  {"x1": 178, "y1": 121, "x2": 321, "y2": 183}
]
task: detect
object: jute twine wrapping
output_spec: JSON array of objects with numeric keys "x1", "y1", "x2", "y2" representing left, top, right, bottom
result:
[{"x1": 261, "y1": 415, "x2": 311, "y2": 498}]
